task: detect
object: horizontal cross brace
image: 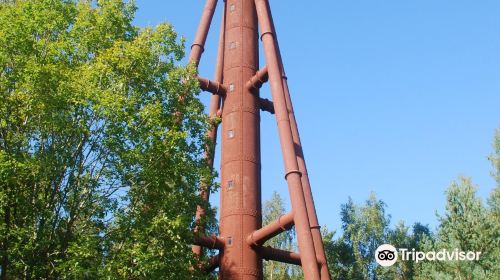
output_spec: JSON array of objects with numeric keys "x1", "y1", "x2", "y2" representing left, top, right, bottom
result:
[
  {"x1": 247, "y1": 212, "x2": 294, "y2": 246},
  {"x1": 193, "y1": 235, "x2": 225, "y2": 250},
  {"x1": 246, "y1": 66, "x2": 269, "y2": 90},
  {"x1": 257, "y1": 246, "x2": 301, "y2": 266},
  {"x1": 198, "y1": 76, "x2": 227, "y2": 96}
]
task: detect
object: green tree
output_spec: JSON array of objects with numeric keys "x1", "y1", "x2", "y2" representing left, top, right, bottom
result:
[
  {"x1": 486, "y1": 129, "x2": 500, "y2": 277},
  {"x1": 262, "y1": 191, "x2": 298, "y2": 280},
  {"x1": 490, "y1": 129, "x2": 500, "y2": 187},
  {"x1": 415, "y1": 177, "x2": 499, "y2": 280},
  {"x1": 413, "y1": 130, "x2": 499, "y2": 279},
  {"x1": 325, "y1": 193, "x2": 390, "y2": 280},
  {"x1": 323, "y1": 194, "x2": 430, "y2": 280},
  {"x1": 324, "y1": 129, "x2": 500, "y2": 280},
  {"x1": 380, "y1": 222, "x2": 430, "y2": 280},
  {"x1": 0, "y1": 0, "x2": 212, "y2": 278}
]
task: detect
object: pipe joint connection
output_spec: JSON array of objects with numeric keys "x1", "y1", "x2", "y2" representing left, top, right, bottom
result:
[
  {"x1": 193, "y1": 235, "x2": 225, "y2": 250},
  {"x1": 285, "y1": 170, "x2": 302, "y2": 179},
  {"x1": 246, "y1": 66, "x2": 269, "y2": 90},
  {"x1": 191, "y1": 43, "x2": 205, "y2": 53},
  {"x1": 259, "y1": 98, "x2": 275, "y2": 114},
  {"x1": 198, "y1": 76, "x2": 227, "y2": 96},
  {"x1": 260, "y1": 31, "x2": 275, "y2": 41}
]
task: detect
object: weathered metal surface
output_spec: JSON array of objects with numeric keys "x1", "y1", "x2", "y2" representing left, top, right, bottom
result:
[
  {"x1": 282, "y1": 68, "x2": 331, "y2": 279},
  {"x1": 254, "y1": 0, "x2": 321, "y2": 278},
  {"x1": 260, "y1": 1, "x2": 332, "y2": 278},
  {"x1": 219, "y1": 0, "x2": 262, "y2": 278},
  {"x1": 258, "y1": 246, "x2": 302, "y2": 266},
  {"x1": 189, "y1": 0, "x2": 219, "y2": 65},
  {"x1": 198, "y1": 76, "x2": 227, "y2": 96},
  {"x1": 246, "y1": 66, "x2": 269, "y2": 90},
  {"x1": 189, "y1": 1, "x2": 332, "y2": 279},
  {"x1": 247, "y1": 212, "x2": 294, "y2": 246},
  {"x1": 193, "y1": 235, "x2": 225, "y2": 250},
  {"x1": 258, "y1": 98, "x2": 274, "y2": 114},
  {"x1": 192, "y1": 0, "x2": 225, "y2": 257}
]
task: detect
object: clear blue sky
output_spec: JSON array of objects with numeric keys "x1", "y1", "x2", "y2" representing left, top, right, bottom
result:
[{"x1": 134, "y1": 0, "x2": 500, "y2": 233}]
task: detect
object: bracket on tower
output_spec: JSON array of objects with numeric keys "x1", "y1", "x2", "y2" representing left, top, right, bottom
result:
[
  {"x1": 257, "y1": 246, "x2": 302, "y2": 266},
  {"x1": 198, "y1": 76, "x2": 227, "y2": 96},
  {"x1": 247, "y1": 66, "x2": 269, "y2": 90},
  {"x1": 259, "y1": 98, "x2": 275, "y2": 114},
  {"x1": 247, "y1": 212, "x2": 294, "y2": 246}
]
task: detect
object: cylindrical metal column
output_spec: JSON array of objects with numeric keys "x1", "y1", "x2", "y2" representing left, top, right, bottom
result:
[
  {"x1": 189, "y1": 0, "x2": 219, "y2": 65},
  {"x1": 282, "y1": 78, "x2": 331, "y2": 279},
  {"x1": 265, "y1": 2, "x2": 331, "y2": 278},
  {"x1": 255, "y1": 0, "x2": 321, "y2": 279},
  {"x1": 192, "y1": 0, "x2": 226, "y2": 257},
  {"x1": 219, "y1": 0, "x2": 262, "y2": 279}
]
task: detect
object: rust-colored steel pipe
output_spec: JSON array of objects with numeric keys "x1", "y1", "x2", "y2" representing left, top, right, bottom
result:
[
  {"x1": 198, "y1": 76, "x2": 227, "y2": 96},
  {"x1": 192, "y1": 0, "x2": 226, "y2": 257},
  {"x1": 258, "y1": 246, "x2": 302, "y2": 266},
  {"x1": 246, "y1": 66, "x2": 269, "y2": 90},
  {"x1": 255, "y1": 1, "x2": 331, "y2": 278},
  {"x1": 175, "y1": 0, "x2": 218, "y2": 125},
  {"x1": 255, "y1": 0, "x2": 320, "y2": 279},
  {"x1": 268, "y1": 8, "x2": 331, "y2": 280},
  {"x1": 247, "y1": 212, "x2": 293, "y2": 246},
  {"x1": 189, "y1": 0, "x2": 331, "y2": 278},
  {"x1": 283, "y1": 72, "x2": 331, "y2": 277},
  {"x1": 218, "y1": 0, "x2": 262, "y2": 279},
  {"x1": 189, "y1": 0, "x2": 218, "y2": 65},
  {"x1": 259, "y1": 98, "x2": 275, "y2": 114},
  {"x1": 193, "y1": 235, "x2": 225, "y2": 250}
]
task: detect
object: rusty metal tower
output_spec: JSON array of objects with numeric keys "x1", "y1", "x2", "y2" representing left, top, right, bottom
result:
[{"x1": 190, "y1": 1, "x2": 331, "y2": 279}]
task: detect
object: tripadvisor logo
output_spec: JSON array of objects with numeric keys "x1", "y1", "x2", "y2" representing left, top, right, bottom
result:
[
  {"x1": 375, "y1": 244, "x2": 398, "y2": 267},
  {"x1": 375, "y1": 244, "x2": 482, "y2": 267}
]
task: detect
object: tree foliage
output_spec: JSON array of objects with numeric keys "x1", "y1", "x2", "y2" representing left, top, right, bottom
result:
[
  {"x1": 0, "y1": 0, "x2": 212, "y2": 278},
  {"x1": 415, "y1": 177, "x2": 499, "y2": 280},
  {"x1": 490, "y1": 129, "x2": 500, "y2": 187},
  {"x1": 0, "y1": 1, "x2": 498, "y2": 279},
  {"x1": 324, "y1": 193, "x2": 395, "y2": 280},
  {"x1": 322, "y1": 129, "x2": 499, "y2": 280},
  {"x1": 414, "y1": 131, "x2": 500, "y2": 280},
  {"x1": 262, "y1": 191, "x2": 301, "y2": 280}
]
